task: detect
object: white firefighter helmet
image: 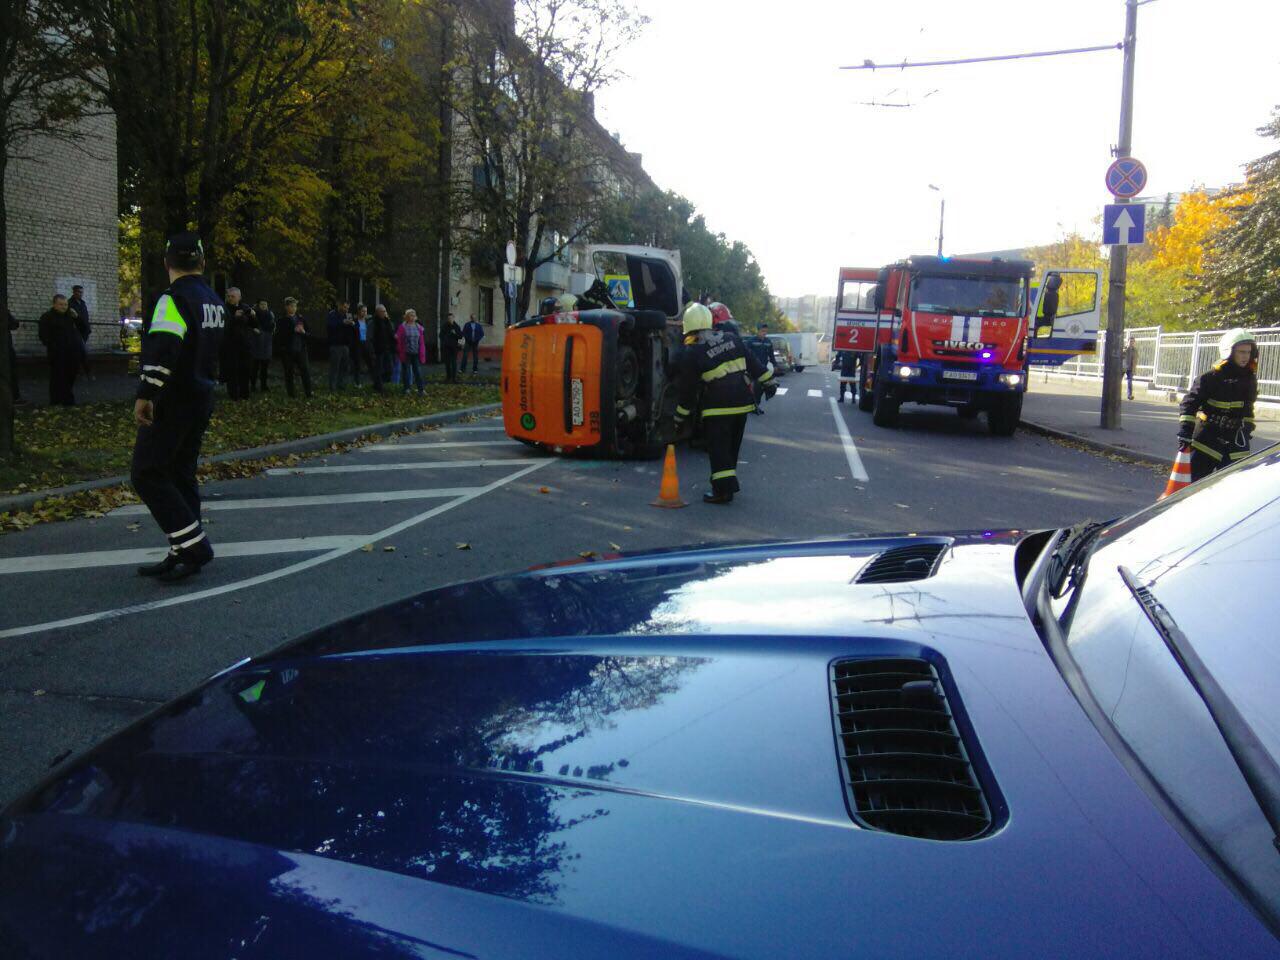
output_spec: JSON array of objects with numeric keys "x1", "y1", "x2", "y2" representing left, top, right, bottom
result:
[
  {"x1": 682, "y1": 302, "x2": 713, "y2": 335},
  {"x1": 555, "y1": 293, "x2": 578, "y2": 313},
  {"x1": 1218, "y1": 328, "x2": 1256, "y2": 360}
]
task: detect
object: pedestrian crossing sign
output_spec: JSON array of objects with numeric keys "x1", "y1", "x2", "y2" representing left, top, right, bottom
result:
[{"x1": 605, "y1": 274, "x2": 634, "y2": 308}]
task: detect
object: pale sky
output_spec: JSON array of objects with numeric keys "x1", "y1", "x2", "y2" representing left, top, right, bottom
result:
[{"x1": 596, "y1": 0, "x2": 1280, "y2": 296}]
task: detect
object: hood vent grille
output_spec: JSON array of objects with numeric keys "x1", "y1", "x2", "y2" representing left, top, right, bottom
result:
[
  {"x1": 830, "y1": 657, "x2": 992, "y2": 840},
  {"x1": 857, "y1": 543, "x2": 947, "y2": 585}
]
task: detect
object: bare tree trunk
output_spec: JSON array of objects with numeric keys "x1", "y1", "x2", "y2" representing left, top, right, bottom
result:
[
  {"x1": 433, "y1": 15, "x2": 454, "y2": 359},
  {"x1": 0, "y1": 152, "x2": 14, "y2": 459}
]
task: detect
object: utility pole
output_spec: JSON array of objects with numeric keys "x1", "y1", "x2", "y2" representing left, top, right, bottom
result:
[
  {"x1": 1102, "y1": 0, "x2": 1139, "y2": 430},
  {"x1": 929, "y1": 184, "x2": 945, "y2": 256}
]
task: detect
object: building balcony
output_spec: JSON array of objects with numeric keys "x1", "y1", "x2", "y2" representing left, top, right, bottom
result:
[{"x1": 534, "y1": 260, "x2": 570, "y2": 291}]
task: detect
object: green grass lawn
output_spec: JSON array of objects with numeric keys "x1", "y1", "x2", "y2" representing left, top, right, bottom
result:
[{"x1": 0, "y1": 380, "x2": 500, "y2": 496}]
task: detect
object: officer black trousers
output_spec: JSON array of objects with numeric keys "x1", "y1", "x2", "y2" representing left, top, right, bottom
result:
[
  {"x1": 131, "y1": 392, "x2": 213, "y2": 541},
  {"x1": 704, "y1": 413, "x2": 747, "y2": 496}
]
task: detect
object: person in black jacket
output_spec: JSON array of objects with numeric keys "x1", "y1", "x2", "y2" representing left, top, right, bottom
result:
[
  {"x1": 440, "y1": 312, "x2": 463, "y2": 382},
  {"x1": 1178, "y1": 328, "x2": 1258, "y2": 482},
  {"x1": 131, "y1": 231, "x2": 224, "y2": 582},
  {"x1": 222, "y1": 287, "x2": 255, "y2": 400},
  {"x1": 68, "y1": 285, "x2": 93, "y2": 380},
  {"x1": 674, "y1": 303, "x2": 775, "y2": 504},
  {"x1": 1037, "y1": 272, "x2": 1062, "y2": 337},
  {"x1": 371, "y1": 304, "x2": 396, "y2": 389},
  {"x1": 274, "y1": 297, "x2": 313, "y2": 398},
  {"x1": 38, "y1": 295, "x2": 83, "y2": 405},
  {"x1": 742, "y1": 326, "x2": 779, "y2": 415},
  {"x1": 250, "y1": 299, "x2": 275, "y2": 392}
]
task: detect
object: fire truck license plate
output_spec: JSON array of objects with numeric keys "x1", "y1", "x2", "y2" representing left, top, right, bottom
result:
[
  {"x1": 943, "y1": 371, "x2": 978, "y2": 381},
  {"x1": 571, "y1": 379, "x2": 585, "y2": 426}
]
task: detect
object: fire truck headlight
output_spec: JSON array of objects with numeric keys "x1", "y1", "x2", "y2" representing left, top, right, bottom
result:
[
  {"x1": 1000, "y1": 373, "x2": 1023, "y2": 387},
  {"x1": 895, "y1": 365, "x2": 917, "y2": 378}
]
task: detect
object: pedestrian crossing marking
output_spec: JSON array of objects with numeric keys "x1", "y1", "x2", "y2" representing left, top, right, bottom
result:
[
  {"x1": 360, "y1": 440, "x2": 515, "y2": 451},
  {"x1": 807, "y1": 389, "x2": 823, "y2": 398},
  {"x1": 266, "y1": 458, "x2": 540, "y2": 475},
  {"x1": 111, "y1": 487, "x2": 485, "y2": 515},
  {"x1": 0, "y1": 536, "x2": 367, "y2": 576},
  {"x1": 0, "y1": 459, "x2": 553, "y2": 639},
  {"x1": 775, "y1": 387, "x2": 788, "y2": 396}
]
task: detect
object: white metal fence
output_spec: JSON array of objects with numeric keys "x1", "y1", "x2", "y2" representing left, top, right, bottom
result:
[{"x1": 1051, "y1": 325, "x2": 1280, "y2": 403}]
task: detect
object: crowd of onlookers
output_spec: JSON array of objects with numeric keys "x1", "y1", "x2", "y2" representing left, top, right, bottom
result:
[
  {"x1": 3, "y1": 289, "x2": 492, "y2": 407},
  {"x1": 224, "y1": 293, "x2": 488, "y2": 400}
]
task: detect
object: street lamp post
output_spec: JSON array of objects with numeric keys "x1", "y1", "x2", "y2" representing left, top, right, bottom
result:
[{"x1": 929, "y1": 184, "x2": 944, "y2": 256}]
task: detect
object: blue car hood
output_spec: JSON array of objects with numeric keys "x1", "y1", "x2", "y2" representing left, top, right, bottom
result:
[{"x1": 2, "y1": 534, "x2": 1275, "y2": 959}]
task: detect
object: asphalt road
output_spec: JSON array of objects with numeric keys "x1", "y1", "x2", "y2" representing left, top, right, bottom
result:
[{"x1": 0, "y1": 367, "x2": 1164, "y2": 805}]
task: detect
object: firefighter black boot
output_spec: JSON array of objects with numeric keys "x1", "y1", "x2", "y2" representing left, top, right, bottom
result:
[
  {"x1": 137, "y1": 551, "x2": 179, "y2": 578},
  {"x1": 156, "y1": 538, "x2": 215, "y2": 584}
]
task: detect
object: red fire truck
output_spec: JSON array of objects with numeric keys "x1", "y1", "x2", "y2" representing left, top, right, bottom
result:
[{"x1": 836, "y1": 256, "x2": 1034, "y2": 435}]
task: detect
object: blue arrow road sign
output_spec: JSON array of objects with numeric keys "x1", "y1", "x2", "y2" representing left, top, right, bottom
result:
[{"x1": 1103, "y1": 203, "x2": 1146, "y2": 246}]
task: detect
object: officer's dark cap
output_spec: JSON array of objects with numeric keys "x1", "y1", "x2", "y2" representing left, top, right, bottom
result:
[{"x1": 166, "y1": 231, "x2": 204, "y2": 257}]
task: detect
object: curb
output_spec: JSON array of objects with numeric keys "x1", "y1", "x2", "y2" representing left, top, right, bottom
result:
[
  {"x1": 0, "y1": 402, "x2": 503, "y2": 515},
  {"x1": 1020, "y1": 418, "x2": 1170, "y2": 468}
]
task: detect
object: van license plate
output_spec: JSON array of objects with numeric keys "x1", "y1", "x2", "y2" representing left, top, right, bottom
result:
[
  {"x1": 571, "y1": 379, "x2": 585, "y2": 426},
  {"x1": 943, "y1": 371, "x2": 978, "y2": 381}
]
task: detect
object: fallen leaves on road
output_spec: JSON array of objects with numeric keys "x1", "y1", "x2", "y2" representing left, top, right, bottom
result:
[
  {"x1": 608, "y1": 542, "x2": 621, "y2": 551},
  {"x1": 383, "y1": 546, "x2": 396, "y2": 552},
  {"x1": 895, "y1": 503, "x2": 910, "y2": 509},
  {"x1": 456, "y1": 542, "x2": 471, "y2": 550},
  {"x1": 578, "y1": 550, "x2": 596, "y2": 559},
  {"x1": 360, "y1": 544, "x2": 374, "y2": 552},
  {"x1": 539, "y1": 486, "x2": 551, "y2": 494}
]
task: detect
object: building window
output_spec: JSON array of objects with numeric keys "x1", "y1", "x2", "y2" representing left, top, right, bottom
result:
[{"x1": 479, "y1": 286, "x2": 494, "y2": 326}]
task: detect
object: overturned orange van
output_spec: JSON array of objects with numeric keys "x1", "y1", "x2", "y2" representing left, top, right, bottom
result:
[{"x1": 502, "y1": 246, "x2": 685, "y2": 458}]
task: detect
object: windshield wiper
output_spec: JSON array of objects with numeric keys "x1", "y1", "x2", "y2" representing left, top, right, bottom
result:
[
  {"x1": 1045, "y1": 521, "x2": 1108, "y2": 599},
  {"x1": 1119, "y1": 566, "x2": 1280, "y2": 855}
]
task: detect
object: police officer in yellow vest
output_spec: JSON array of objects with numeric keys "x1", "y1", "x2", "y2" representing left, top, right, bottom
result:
[
  {"x1": 1178, "y1": 328, "x2": 1258, "y2": 482},
  {"x1": 674, "y1": 303, "x2": 775, "y2": 504},
  {"x1": 131, "y1": 232, "x2": 225, "y2": 582}
]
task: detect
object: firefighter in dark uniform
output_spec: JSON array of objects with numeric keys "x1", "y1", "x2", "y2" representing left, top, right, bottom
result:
[
  {"x1": 674, "y1": 303, "x2": 775, "y2": 504},
  {"x1": 131, "y1": 231, "x2": 225, "y2": 582},
  {"x1": 1178, "y1": 328, "x2": 1258, "y2": 482}
]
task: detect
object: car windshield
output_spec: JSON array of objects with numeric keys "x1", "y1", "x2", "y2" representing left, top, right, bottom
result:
[
  {"x1": 1051, "y1": 450, "x2": 1280, "y2": 921},
  {"x1": 911, "y1": 275, "x2": 1026, "y2": 317}
]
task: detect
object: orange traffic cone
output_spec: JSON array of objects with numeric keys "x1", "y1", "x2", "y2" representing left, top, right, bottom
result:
[
  {"x1": 1159, "y1": 446, "x2": 1194, "y2": 500},
  {"x1": 650, "y1": 444, "x2": 687, "y2": 509}
]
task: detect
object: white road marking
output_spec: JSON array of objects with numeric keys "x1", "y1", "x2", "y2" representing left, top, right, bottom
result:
[
  {"x1": 829, "y1": 397, "x2": 870, "y2": 482},
  {"x1": 807, "y1": 389, "x2": 824, "y2": 398},
  {"x1": 0, "y1": 460, "x2": 552, "y2": 639},
  {"x1": 0, "y1": 537, "x2": 366, "y2": 576},
  {"x1": 359, "y1": 440, "x2": 515, "y2": 451},
  {"x1": 111, "y1": 487, "x2": 483, "y2": 515},
  {"x1": 266, "y1": 459, "x2": 538, "y2": 475},
  {"x1": 774, "y1": 387, "x2": 788, "y2": 396}
]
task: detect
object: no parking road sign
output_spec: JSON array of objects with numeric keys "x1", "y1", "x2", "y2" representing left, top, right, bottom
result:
[
  {"x1": 1103, "y1": 203, "x2": 1146, "y2": 246},
  {"x1": 1105, "y1": 157, "x2": 1147, "y2": 199}
]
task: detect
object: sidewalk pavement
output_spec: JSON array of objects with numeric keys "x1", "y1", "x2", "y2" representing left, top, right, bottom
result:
[{"x1": 1021, "y1": 376, "x2": 1280, "y2": 466}]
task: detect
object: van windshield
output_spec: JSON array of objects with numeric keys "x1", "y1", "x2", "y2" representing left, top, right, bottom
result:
[{"x1": 910, "y1": 275, "x2": 1026, "y2": 318}]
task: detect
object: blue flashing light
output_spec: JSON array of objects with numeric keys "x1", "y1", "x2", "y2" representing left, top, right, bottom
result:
[{"x1": 980, "y1": 350, "x2": 993, "y2": 360}]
